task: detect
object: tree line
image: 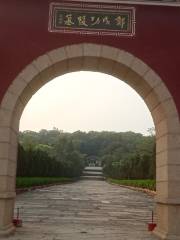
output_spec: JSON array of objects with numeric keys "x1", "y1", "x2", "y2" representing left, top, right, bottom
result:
[{"x1": 17, "y1": 128, "x2": 155, "y2": 179}]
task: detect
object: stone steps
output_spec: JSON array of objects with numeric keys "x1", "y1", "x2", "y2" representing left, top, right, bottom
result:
[
  {"x1": 82, "y1": 171, "x2": 103, "y2": 176},
  {"x1": 81, "y1": 175, "x2": 105, "y2": 180},
  {"x1": 82, "y1": 167, "x2": 104, "y2": 180}
]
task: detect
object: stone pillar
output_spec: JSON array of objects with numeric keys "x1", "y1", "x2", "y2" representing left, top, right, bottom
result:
[
  {"x1": 154, "y1": 134, "x2": 180, "y2": 240},
  {"x1": 155, "y1": 202, "x2": 180, "y2": 240},
  {"x1": 0, "y1": 192, "x2": 16, "y2": 236},
  {"x1": 0, "y1": 128, "x2": 17, "y2": 236},
  {"x1": 0, "y1": 169, "x2": 16, "y2": 236}
]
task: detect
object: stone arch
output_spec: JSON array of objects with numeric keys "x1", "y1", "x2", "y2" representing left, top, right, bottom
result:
[{"x1": 0, "y1": 43, "x2": 180, "y2": 239}]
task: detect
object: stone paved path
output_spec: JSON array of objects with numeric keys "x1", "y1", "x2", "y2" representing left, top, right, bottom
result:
[{"x1": 7, "y1": 180, "x2": 158, "y2": 240}]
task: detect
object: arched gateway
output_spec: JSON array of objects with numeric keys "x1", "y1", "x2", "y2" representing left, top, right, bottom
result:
[{"x1": 0, "y1": 1, "x2": 180, "y2": 240}]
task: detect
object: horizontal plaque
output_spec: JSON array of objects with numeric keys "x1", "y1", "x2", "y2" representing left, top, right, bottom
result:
[{"x1": 49, "y1": 2, "x2": 135, "y2": 37}]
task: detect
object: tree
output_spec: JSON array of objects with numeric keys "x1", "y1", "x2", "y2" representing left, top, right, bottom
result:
[{"x1": 18, "y1": 129, "x2": 155, "y2": 179}]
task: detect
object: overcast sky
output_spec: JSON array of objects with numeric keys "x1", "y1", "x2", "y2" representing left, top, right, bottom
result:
[{"x1": 20, "y1": 71, "x2": 154, "y2": 135}]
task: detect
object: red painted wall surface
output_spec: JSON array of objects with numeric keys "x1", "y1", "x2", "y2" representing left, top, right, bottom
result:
[{"x1": 0, "y1": 1, "x2": 180, "y2": 113}]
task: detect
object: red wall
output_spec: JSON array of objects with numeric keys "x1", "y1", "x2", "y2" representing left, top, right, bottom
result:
[{"x1": 1, "y1": 1, "x2": 180, "y2": 113}]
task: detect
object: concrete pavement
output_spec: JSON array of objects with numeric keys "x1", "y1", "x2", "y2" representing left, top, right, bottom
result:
[{"x1": 6, "y1": 180, "x2": 158, "y2": 240}]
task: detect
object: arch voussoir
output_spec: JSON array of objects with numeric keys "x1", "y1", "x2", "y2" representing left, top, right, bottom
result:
[
  {"x1": 153, "y1": 82, "x2": 171, "y2": 102},
  {"x1": 47, "y1": 47, "x2": 67, "y2": 64},
  {"x1": 98, "y1": 58, "x2": 116, "y2": 74},
  {"x1": 18, "y1": 64, "x2": 39, "y2": 84},
  {"x1": 1, "y1": 92, "x2": 19, "y2": 113},
  {"x1": 131, "y1": 57, "x2": 150, "y2": 76},
  {"x1": 8, "y1": 77, "x2": 27, "y2": 97},
  {"x1": 83, "y1": 43, "x2": 102, "y2": 57},
  {"x1": 101, "y1": 45, "x2": 120, "y2": 61},
  {"x1": 0, "y1": 109, "x2": 13, "y2": 128},
  {"x1": 117, "y1": 50, "x2": 135, "y2": 68},
  {"x1": 65, "y1": 44, "x2": 84, "y2": 58},
  {"x1": 144, "y1": 69, "x2": 162, "y2": 88},
  {"x1": 32, "y1": 54, "x2": 52, "y2": 72}
]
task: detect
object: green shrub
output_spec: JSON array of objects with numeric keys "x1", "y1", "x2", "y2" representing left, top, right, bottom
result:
[
  {"x1": 109, "y1": 179, "x2": 156, "y2": 191},
  {"x1": 16, "y1": 177, "x2": 72, "y2": 188}
]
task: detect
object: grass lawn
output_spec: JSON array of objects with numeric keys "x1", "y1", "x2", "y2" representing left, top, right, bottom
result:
[{"x1": 108, "y1": 178, "x2": 156, "y2": 191}]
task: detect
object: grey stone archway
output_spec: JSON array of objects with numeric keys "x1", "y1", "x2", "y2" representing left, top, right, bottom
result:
[{"x1": 0, "y1": 43, "x2": 180, "y2": 239}]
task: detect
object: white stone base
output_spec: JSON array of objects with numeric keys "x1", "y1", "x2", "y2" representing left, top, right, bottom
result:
[
  {"x1": 0, "y1": 223, "x2": 15, "y2": 237},
  {"x1": 154, "y1": 228, "x2": 180, "y2": 240}
]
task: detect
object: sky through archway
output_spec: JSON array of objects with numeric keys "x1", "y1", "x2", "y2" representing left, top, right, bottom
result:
[{"x1": 20, "y1": 71, "x2": 154, "y2": 135}]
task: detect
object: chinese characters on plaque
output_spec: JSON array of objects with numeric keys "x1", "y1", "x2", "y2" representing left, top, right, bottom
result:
[{"x1": 49, "y1": 2, "x2": 135, "y2": 36}]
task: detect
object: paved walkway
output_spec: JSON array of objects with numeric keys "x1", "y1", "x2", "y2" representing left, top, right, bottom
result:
[{"x1": 8, "y1": 180, "x2": 158, "y2": 240}]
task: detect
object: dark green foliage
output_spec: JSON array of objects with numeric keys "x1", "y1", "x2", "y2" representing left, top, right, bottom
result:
[
  {"x1": 17, "y1": 132, "x2": 85, "y2": 178},
  {"x1": 102, "y1": 133, "x2": 155, "y2": 180},
  {"x1": 16, "y1": 177, "x2": 72, "y2": 188},
  {"x1": 18, "y1": 129, "x2": 155, "y2": 180}
]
